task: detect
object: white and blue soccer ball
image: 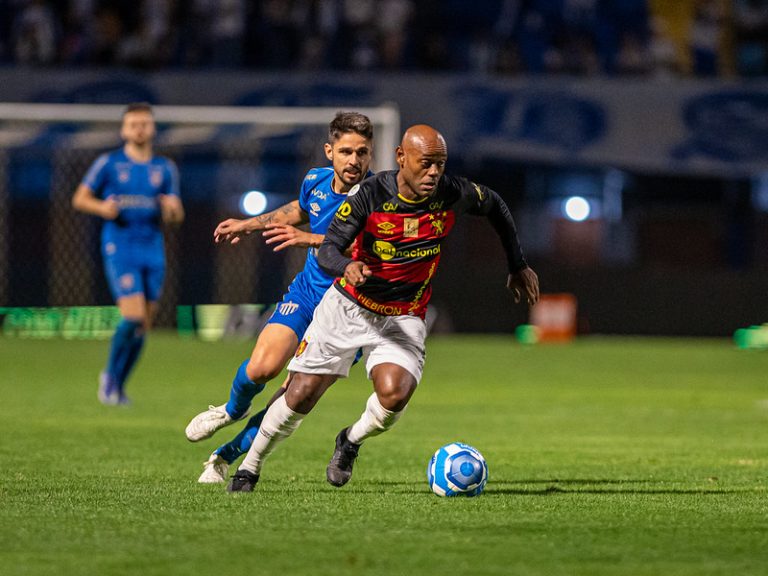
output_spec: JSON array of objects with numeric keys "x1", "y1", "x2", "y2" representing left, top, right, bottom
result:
[{"x1": 427, "y1": 442, "x2": 488, "y2": 497}]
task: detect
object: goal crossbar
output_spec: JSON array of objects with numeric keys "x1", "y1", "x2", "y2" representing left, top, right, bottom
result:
[{"x1": 0, "y1": 102, "x2": 401, "y2": 170}]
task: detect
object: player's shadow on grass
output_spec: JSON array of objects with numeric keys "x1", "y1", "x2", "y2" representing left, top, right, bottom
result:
[{"x1": 485, "y1": 479, "x2": 752, "y2": 496}]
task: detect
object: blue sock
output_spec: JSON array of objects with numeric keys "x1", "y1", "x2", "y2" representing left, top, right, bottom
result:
[
  {"x1": 115, "y1": 332, "x2": 145, "y2": 396},
  {"x1": 225, "y1": 359, "x2": 266, "y2": 419},
  {"x1": 106, "y1": 319, "x2": 142, "y2": 382},
  {"x1": 215, "y1": 409, "x2": 267, "y2": 464}
]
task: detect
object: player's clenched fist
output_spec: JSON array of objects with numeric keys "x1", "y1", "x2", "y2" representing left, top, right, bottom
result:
[{"x1": 343, "y1": 261, "x2": 372, "y2": 286}]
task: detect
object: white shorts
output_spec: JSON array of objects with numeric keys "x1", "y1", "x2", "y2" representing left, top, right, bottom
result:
[{"x1": 287, "y1": 287, "x2": 427, "y2": 382}]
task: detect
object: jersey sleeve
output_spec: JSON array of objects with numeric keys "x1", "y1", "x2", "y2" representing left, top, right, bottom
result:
[
  {"x1": 81, "y1": 153, "x2": 110, "y2": 196},
  {"x1": 297, "y1": 170, "x2": 314, "y2": 214},
  {"x1": 317, "y1": 183, "x2": 370, "y2": 277},
  {"x1": 453, "y1": 176, "x2": 528, "y2": 273},
  {"x1": 163, "y1": 159, "x2": 180, "y2": 196}
]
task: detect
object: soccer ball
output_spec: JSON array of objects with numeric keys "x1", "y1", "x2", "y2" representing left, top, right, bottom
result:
[{"x1": 427, "y1": 442, "x2": 488, "y2": 497}]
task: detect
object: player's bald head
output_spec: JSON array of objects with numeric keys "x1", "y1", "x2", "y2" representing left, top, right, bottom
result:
[
  {"x1": 396, "y1": 125, "x2": 448, "y2": 199},
  {"x1": 401, "y1": 125, "x2": 447, "y2": 156}
]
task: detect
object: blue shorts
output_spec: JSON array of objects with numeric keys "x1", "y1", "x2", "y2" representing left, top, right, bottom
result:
[
  {"x1": 102, "y1": 240, "x2": 165, "y2": 302},
  {"x1": 266, "y1": 273, "x2": 329, "y2": 340}
]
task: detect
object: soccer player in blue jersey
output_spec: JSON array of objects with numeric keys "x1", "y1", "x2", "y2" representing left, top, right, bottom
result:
[
  {"x1": 185, "y1": 111, "x2": 374, "y2": 483},
  {"x1": 72, "y1": 102, "x2": 184, "y2": 405}
]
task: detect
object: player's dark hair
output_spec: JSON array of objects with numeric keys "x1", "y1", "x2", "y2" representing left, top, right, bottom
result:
[
  {"x1": 122, "y1": 102, "x2": 154, "y2": 117},
  {"x1": 329, "y1": 111, "x2": 373, "y2": 143}
]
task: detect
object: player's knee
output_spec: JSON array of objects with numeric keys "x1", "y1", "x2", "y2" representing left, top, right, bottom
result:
[
  {"x1": 376, "y1": 380, "x2": 416, "y2": 412},
  {"x1": 284, "y1": 374, "x2": 327, "y2": 414},
  {"x1": 245, "y1": 358, "x2": 283, "y2": 382}
]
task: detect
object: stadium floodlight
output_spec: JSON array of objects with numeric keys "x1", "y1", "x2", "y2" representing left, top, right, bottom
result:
[
  {"x1": 240, "y1": 191, "x2": 268, "y2": 216},
  {"x1": 563, "y1": 195, "x2": 591, "y2": 221}
]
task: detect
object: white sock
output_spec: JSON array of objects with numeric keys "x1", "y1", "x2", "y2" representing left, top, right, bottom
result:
[
  {"x1": 239, "y1": 395, "x2": 304, "y2": 474},
  {"x1": 347, "y1": 393, "x2": 405, "y2": 444}
]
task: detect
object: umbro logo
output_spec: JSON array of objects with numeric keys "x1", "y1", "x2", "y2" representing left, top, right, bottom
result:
[{"x1": 377, "y1": 221, "x2": 396, "y2": 235}]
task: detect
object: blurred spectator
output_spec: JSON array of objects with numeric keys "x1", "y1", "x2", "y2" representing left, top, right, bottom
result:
[
  {"x1": 377, "y1": 0, "x2": 413, "y2": 69},
  {"x1": 733, "y1": 0, "x2": 768, "y2": 76},
  {"x1": 596, "y1": 0, "x2": 651, "y2": 75},
  {"x1": 295, "y1": 0, "x2": 342, "y2": 70},
  {"x1": 559, "y1": 0, "x2": 601, "y2": 75},
  {"x1": 59, "y1": 0, "x2": 95, "y2": 65},
  {"x1": 90, "y1": 5, "x2": 123, "y2": 65},
  {"x1": 341, "y1": 0, "x2": 378, "y2": 69},
  {"x1": 648, "y1": 15, "x2": 680, "y2": 78},
  {"x1": 0, "y1": 0, "x2": 762, "y2": 78},
  {"x1": 11, "y1": 0, "x2": 58, "y2": 65},
  {"x1": 689, "y1": 0, "x2": 725, "y2": 76}
]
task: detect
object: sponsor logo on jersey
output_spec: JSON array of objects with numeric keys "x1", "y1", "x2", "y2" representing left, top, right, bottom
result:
[
  {"x1": 348, "y1": 184, "x2": 360, "y2": 197},
  {"x1": 118, "y1": 195, "x2": 157, "y2": 209},
  {"x1": 408, "y1": 261, "x2": 437, "y2": 315},
  {"x1": 311, "y1": 188, "x2": 328, "y2": 200},
  {"x1": 373, "y1": 240, "x2": 441, "y2": 261},
  {"x1": 335, "y1": 201, "x2": 352, "y2": 221},
  {"x1": 382, "y1": 202, "x2": 398, "y2": 212},
  {"x1": 373, "y1": 240, "x2": 396, "y2": 261},
  {"x1": 403, "y1": 217, "x2": 419, "y2": 238},
  {"x1": 105, "y1": 242, "x2": 117, "y2": 256},
  {"x1": 429, "y1": 201, "x2": 444, "y2": 210},
  {"x1": 118, "y1": 170, "x2": 130, "y2": 183},
  {"x1": 295, "y1": 338, "x2": 309, "y2": 357},
  {"x1": 305, "y1": 173, "x2": 318, "y2": 181},
  {"x1": 429, "y1": 212, "x2": 447, "y2": 236},
  {"x1": 377, "y1": 221, "x2": 396, "y2": 235},
  {"x1": 278, "y1": 301, "x2": 299, "y2": 315},
  {"x1": 310, "y1": 202, "x2": 321, "y2": 216},
  {"x1": 353, "y1": 292, "x2": 404, "y2": 316}
]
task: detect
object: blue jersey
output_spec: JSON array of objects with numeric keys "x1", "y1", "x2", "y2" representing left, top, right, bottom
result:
[
  {"x1": 295, "y1": 166, "x2": 358, "y2": 300},
  {"x1": 82, "y1": 148, "x2": 179, "y2": 247},
  {"x1": 267, "y1": 166, "x2": 372, "y2": 338},
  {"x1": 82, "y1": 148, "x2": 179, "y2": 302}
]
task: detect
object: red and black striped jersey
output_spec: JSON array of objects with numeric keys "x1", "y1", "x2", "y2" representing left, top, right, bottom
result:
[{"x1": 318, "y1": 170, "x2": 528, "y2": 318}]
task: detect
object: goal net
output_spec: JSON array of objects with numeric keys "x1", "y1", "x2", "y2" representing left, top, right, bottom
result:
[{"x1": 0, "y1": 103, "x2": 400, "y2": 328}]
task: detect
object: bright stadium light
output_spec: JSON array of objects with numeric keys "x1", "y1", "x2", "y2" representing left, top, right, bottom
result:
[
  {"x1": 240, "y1": 191, "x2": 268, "y2": 216},
  {"x1": 563, "y1": 196, "x2": 591, "y2": 222}
]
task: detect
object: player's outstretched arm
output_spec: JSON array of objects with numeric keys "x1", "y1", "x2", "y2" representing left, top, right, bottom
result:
[
  {"x1": 214, "y1": 200, "x2": 307, "y2": 245},
  {"x1": 71, "y1": 184, "x2": 119, "y2": 220},
  {"x1": 263, "y1": 224, "x2": 323, "y2": 251},
  {"x1": 507, "y1": 267, "x2": 539, "y2": 307}
]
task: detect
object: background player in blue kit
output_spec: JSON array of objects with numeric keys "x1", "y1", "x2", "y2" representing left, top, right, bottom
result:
[
  {"x1": 72, "y1": 102, "x2": 184, "y2": 405},
  {"x1": 185, "y1": 111, "x2": 374, "y2": 483}
]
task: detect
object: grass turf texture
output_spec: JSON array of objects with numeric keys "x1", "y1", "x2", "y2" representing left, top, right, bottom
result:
[{"x1": 1, "y1": 333, "x2": 767, "y2": 576}]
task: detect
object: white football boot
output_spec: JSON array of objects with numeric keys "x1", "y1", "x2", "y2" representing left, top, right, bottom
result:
[
  {"x1": 185, "y1": 404, "x2": 248, "y2": 442},
  {"x1": 198, "y1": 453, "x2": 229, "y2": 484}
]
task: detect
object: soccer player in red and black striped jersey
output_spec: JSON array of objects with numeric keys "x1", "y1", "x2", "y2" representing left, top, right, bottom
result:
[{"x1": 227, "y1": 124, "x2": 539, "y2": 493}]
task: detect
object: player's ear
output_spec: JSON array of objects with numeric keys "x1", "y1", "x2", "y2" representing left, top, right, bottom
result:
[
  {"x1": 324, "y1": 143, "x2": 333, "y2": 162},
  {"x1": 396, "y1": 146, "x2": 405, "y2": 168}
]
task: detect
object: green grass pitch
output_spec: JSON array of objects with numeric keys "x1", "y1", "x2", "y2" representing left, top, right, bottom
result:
[{"x1": 1, "y1": 333, "x2": 767, "y2": 575}]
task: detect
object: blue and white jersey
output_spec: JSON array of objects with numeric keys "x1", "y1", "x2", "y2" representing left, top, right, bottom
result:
[
  {"x1": 295, "y1": 166, "x2": 370, "y2": 301},
  {"x1": 82, "y1": 148, "x2": 179, "y2": 247}
]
